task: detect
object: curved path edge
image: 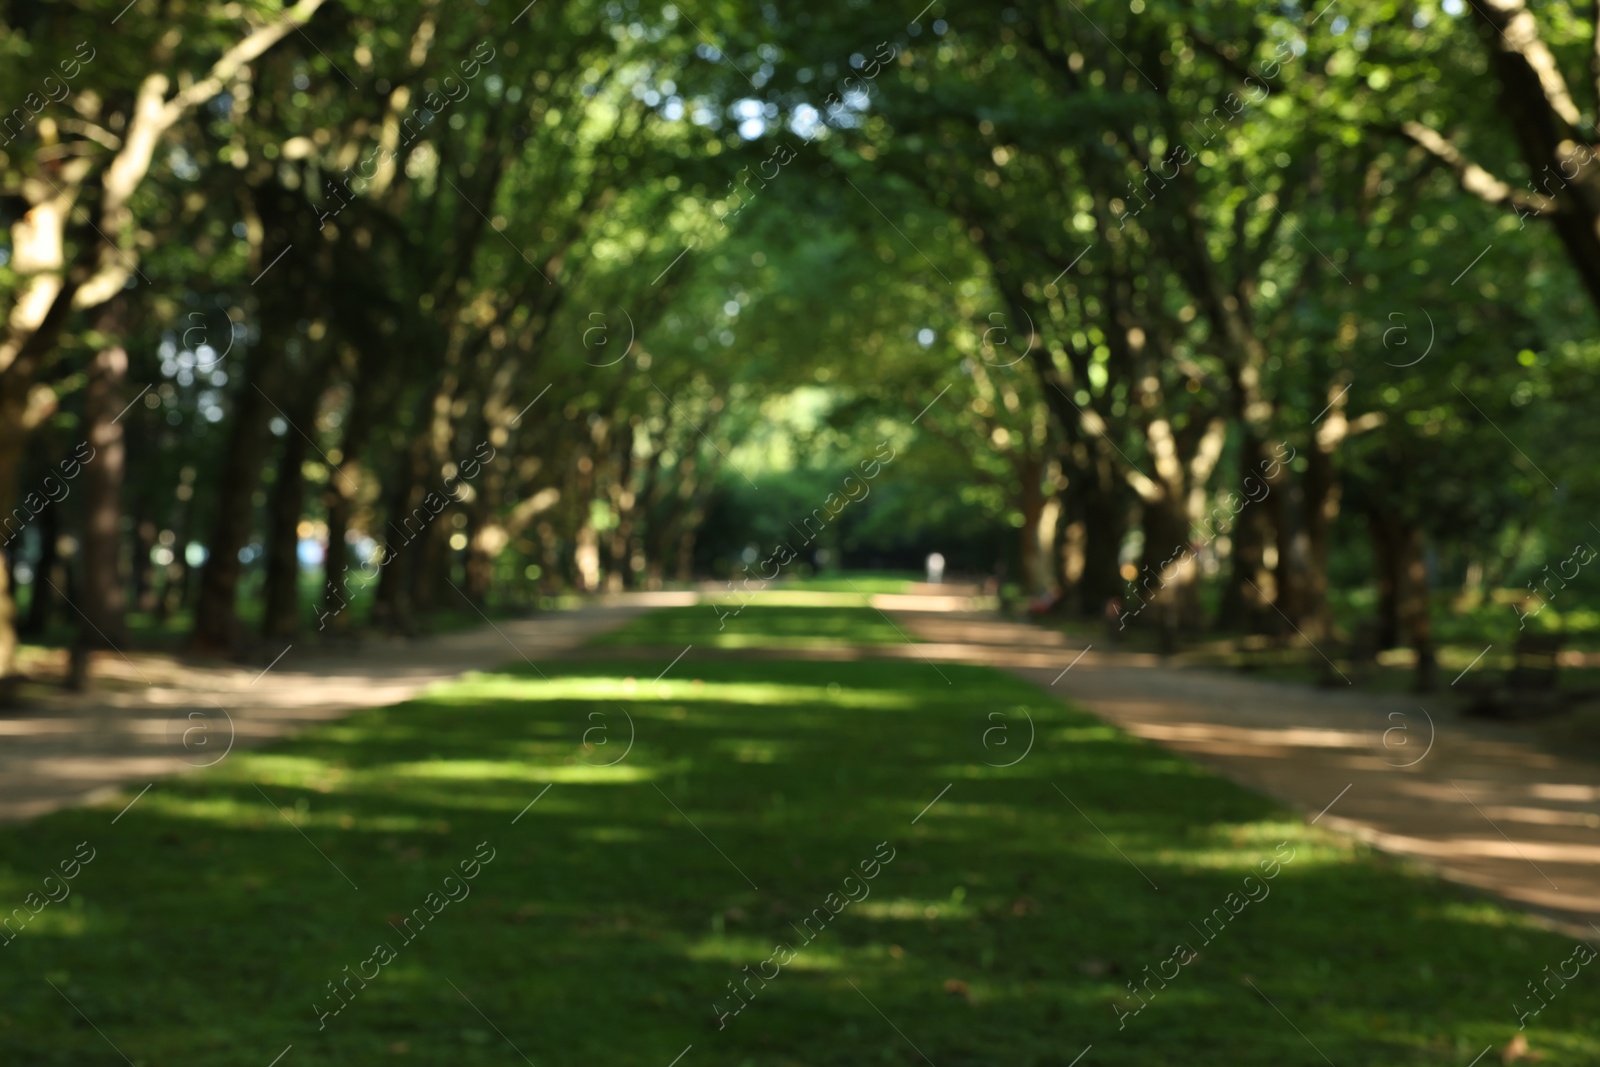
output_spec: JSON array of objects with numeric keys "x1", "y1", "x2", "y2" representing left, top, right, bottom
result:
[
  {"x1": 0, "y1": 593, "x2": 694, "y2": 825},
  {"x1": 889, "y1": 602, "x2": 1600, "y2": 941}
]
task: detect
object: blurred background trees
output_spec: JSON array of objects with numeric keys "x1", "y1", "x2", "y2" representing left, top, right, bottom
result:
[{"x1": 1, "y1": 0, "x2": 1597, "y2": 690}]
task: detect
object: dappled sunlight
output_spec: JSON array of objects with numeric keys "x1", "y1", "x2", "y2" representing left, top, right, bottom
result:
[
  {"x1": 143, "y1": 790, "x2": 452, "y2": 835},
  {"x1": 0, "y1": 908, "x2": 95, "y2": 943},
  {"x1": 442, "y1": 672, "x2": 924, "y2": 711},
  {"x1": 704, "y1": 591, "x2": 869, "y2": 608},
  {"x1": 384, "y1": 760, "x2": 655, "y2": 785},
  {"x1": 571, "y1": 826, "x2": 646, "y2": 844},
  {"x1": 1, "y1": 0, "x2": 1596, "y2": 1055},
  {"x1": 853, "y1": 896, "x2": 976, "y2": 922},
  {"x1": 1, "y1": 603, "x2": 1597, "y2": 1062},
  {"x1": 710, "y1": 738, "x2": 791, "y2": 764},
  {"x1": 589, "y1": 604, "x2": 914, "y2": 650},
  {"x1": 224, "y1": 753, "x2": 347, "y2": 790}
]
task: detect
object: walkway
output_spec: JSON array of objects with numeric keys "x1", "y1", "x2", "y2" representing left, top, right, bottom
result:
[
  {"x1": 887, "y1": 599, "x2": 1600, "y2": 939},
  {"x1": 0, "y1": 593, "x2": 692, "y2": 824}
]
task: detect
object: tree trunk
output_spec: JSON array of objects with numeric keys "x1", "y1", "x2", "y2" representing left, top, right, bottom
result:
[
  {"x1": 1135, "y1": 493, "x2": 1199, "y2": 647},
  {"x1": 1272, "y1": 476, "x2": 1306, "y2": 631},
  {"x1": 1078, "y1": 458, "x2": 1127, "y2": 620},
  {"x1": 319, "y1": 369, "x2": 380, "y2": 631},
  {"x1": 373, "y1": 459, "x2": 422, "y2": 636},
  {"x1": 191, "y1": 353, "x2": 278, "y2": 654},
  {"x1": 1219, "y1": 435, "x2": 1276, "y2": 633},
  {"x1": 0, "y1": 190, "x2": 83, "y2": 681},
  {"x1": 574, "y1": 515, "x2": 601, "y2": 592},
  {"x1": 1399, "y1": 524, "x2": 1437, "y2": 692},
  {"x1": 465, "y1": 516, "x2": 495, "y2": 604},
  {"x1": 21, "y1": 501, "x2": 60, "y2": 638},
  {"x1": 158, "y1": 489, "x2": 197, "y2": 624},
  {"x1": 1461, "y1": 0, "x2": 1600, "y2": 312},
  {"x1": 132, "y1": 515, "x2": 157, "y2": 615},
  {"x1": 1054, "y1": 506, "x2": 1083, "y2": 612},
  {"x1": 3, "y1": 542, "x2": 19, "y2": 630},
  {"x1": 0, "y1": 394, "x2": 36, "y2": 676},
  {"x1": 410, "y1": 519, "x2": 451, "y2": 617},
  {"x1": 1369, "y1": 508, "x2": 1402, "y2": 651},
  {"x1": 1299, "y1": 440, "x2": 1339, "y2": 640},
  {"x1": 321, "y1": 491, "x2": 352, "y2": 631},
  {"x1": 675, "y1": 521, "x2": 701, "y2": 583},
  {"x1": 261, "y1": 415, "x2": 312, "y2": 641},
  {"x1": 79, "y1": 308, "x2": 130, "y2": 649},
  {"x1": 1017, "y1": 457, "x2": 1047, "y2": 597}
]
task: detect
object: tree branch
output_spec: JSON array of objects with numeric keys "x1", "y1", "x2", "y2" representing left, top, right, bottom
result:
[
  {"x1": 1472, "y1": 0, "x2": 1586, "y2": 132},
  {"x1": 1395, "y1": 120, "x2": 1555, "y2": 213}
]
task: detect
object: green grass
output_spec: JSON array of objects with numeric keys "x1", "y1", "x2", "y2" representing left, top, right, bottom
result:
[
  {"x1": 590, "y1": 601, "x2": 911, "y2": 649},
  {"x1": 784, "y1": 570, "x2": 921, "y2": 594},
  {"x1": 0, "y1": 604, "x2": 1594, "y2": 1064}
]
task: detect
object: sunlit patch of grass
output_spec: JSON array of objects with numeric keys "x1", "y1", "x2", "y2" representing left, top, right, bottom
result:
[
  {"x1": 17, "y1": 907, "x2": 94, "y2": 940},
  {"x1": 784, "y1": 571, "x2": 920, "y2": 594},
  {"x1": 1050, "y1": 724, "x2": 1125, "y2": 743},
  {"x1": 1427, "y1": 899, "x2": 1543, "y2": 929},
  {"x1": 704, "y1": 591, "x2": 873, "y2": 608},
  {"x1": 854, "y1": 897, "x2": 976, "y2": 922},
  {"x1": 439, "y1": 671, "x2": 924, "y2": 711},
  {"x1": 572, "y1": 826, "x2": 646, "y2": 844},
  {"x1": 385, "y1": 760, "x2": 655, "y2": 784},
  {"x1": 590, "y1": 603, "x2": 912, "y2": 648},
  {"x1": 685, "y1": 935, "x2": 787, "y2": 963},
  {"x1": 711, "y1": 738, "x2": 792, "y2": 763}
]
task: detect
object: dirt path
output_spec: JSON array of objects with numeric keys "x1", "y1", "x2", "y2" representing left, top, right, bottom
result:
[
  {"x1": 0, "y1": 592, "x2": 693, "y2": 825},
  {"x1": 884, "y1": 601, "x2": 1600, "y2": 939}
]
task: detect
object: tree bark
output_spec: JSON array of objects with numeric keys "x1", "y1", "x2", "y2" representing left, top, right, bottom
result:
[
  {"x1": 1219, "y1": 435, "x2": 1277, "y2": 633},
  {"x1": 1369, "y1": 507, "x2": 1402, "y2": 652},
  {"x1": 1299, "y1": 437, "x2": 1339, "y2": 640},
  {"x1": 373, "y1": 467, "x2": 420, "y2": 637},
  {"x1": 1017, "y1": 456, "x2": 1047, "y2": 597},
  {"x1": 1052, "y1": 483, "x2": 1082, "y2": 612},
  {"x1": 261, "y1": 408, "x2": 314, "y2": 642},
  {"x1": 1399, "y1": 524, "x2": 1437, "y2": 692},
  {"x1": 21, "y1": 501, "x2": 60, "y2": 638},
  {"x1": 191, "y1": 355, "x2": 278, "y2": 654},
  {"x1": 79, "y1": 305, "x2": 130, "y2": 649},
  {"x1": 1272, "y1": 476, "x2": 1306, "y2": 630},
  {"x1": 1078, "y1": 456, "x2": 1127, "y2": 620},
  {"x1": 1134, "y1": 493, "x2": 1200, "y2": 648}
]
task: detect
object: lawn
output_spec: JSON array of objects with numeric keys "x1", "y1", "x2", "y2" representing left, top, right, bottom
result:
[
  {"x1": 0, "y1": 604, "x2": 1594, "y2": 1065},
  {"x1": 589, "y1": 597, "x2": 914, "y2": 650}
]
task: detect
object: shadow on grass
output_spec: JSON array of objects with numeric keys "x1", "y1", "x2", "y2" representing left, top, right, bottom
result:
[{"x1": 0, "y1": 616, "x2": 1592, "y2": 1064}]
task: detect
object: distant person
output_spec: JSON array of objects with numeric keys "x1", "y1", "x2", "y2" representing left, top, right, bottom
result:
[{"x1": 926, "y1": 552, "x2": 945, "y2": 584}]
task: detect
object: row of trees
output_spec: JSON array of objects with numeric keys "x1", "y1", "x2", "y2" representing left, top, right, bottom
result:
[
  {"x1": 1, "y1": 0, "x2": 1597, "y2": 688},
  {"x1": 0, "y1": 0, "x2": 790, "y2": 676},
  {"x1": 694, "y1": 0, "x2": 1600, "y2": 681}
]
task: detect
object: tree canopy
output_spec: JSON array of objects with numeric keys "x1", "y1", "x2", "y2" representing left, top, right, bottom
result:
[{"x1": 1, "y1": 0, "x2": 1596, "y2": 686}]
